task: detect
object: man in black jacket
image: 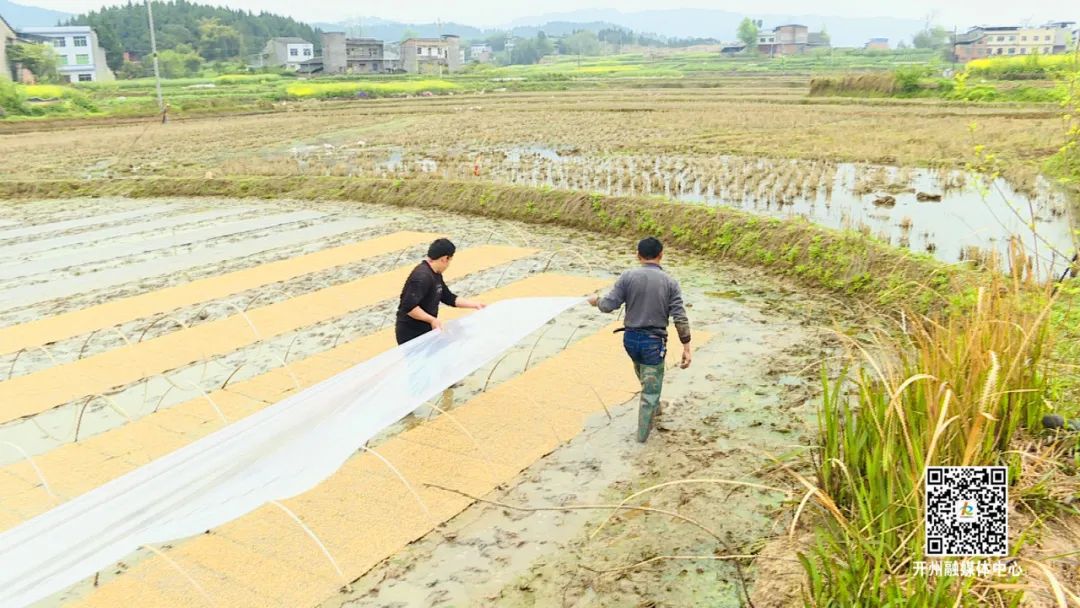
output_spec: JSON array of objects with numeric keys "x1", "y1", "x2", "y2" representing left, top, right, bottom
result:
[{"x1": 395, "y1": 238, "x2": 486, "y2": 345}]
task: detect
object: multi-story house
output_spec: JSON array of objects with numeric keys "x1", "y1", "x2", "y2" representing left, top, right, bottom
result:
[
  {"x1": 953, "y1": 22, "x2": 1077, "y2": 61},
  {"x1": 321, "y1": 33, "x2": 387, "y2": 74},
  {"x1": 756, "y1": 24, "x2": 827, "y2": 56},
  {"x1": 400, "y1": 35, "x2": 461, "y2": 74},
  {"x1": 260, "y1": 37, "x2": 314, "y2": 70},
  {"x1": 16, "y1": 25, "x2": 114, "y2": 83}
]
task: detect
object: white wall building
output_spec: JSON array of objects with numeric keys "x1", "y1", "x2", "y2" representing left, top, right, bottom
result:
[
  {"x1": 17, "y1": 25, "x2": 114, "y2": 83},
  {"x1": 261, "y1": 37, "x2": 314, "y2": 70},
  {"x1": 469, "y1": 43, "x2": 493, "y2": 63}
]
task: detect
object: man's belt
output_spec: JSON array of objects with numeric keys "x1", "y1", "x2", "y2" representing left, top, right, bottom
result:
[{"x1": 613, "y1": 326, "x2": 667, "y2": 336}]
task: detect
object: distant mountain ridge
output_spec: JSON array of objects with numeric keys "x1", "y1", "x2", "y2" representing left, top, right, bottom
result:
[
  {"x1": 0, "y1": 0, "x2": 71, "y2": 28},
  {"x1": 4, "y1": 1, "x2": 929, "y2": 48},
  {"x1": 507, "y1": 8, "x2": 926, "y2": 47},
  {"x1": 320, "y1": 9, "x2": 927, "y2": 48},
  {"x1": 309, "y1": 19, "x2": 629, "y2": 42}
]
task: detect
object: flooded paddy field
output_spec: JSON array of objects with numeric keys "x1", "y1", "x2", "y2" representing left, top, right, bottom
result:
[
  {"x1": 0, "y1": 195, "x2": 848, "y2": 608},
  {"x1": 273, "y1": 142, "x2": 1078, "y2": 273}
]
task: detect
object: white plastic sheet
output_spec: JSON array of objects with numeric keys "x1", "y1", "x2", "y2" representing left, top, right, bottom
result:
[{"x1": 0, "y1": 297, "x2": 582, "y2": 607}]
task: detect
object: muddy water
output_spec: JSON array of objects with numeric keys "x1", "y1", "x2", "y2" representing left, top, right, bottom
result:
[
  {"x1": 495, "y1": 150, "x2": 1077, "y2": 274},
  {"x1": 678, "y1": 163, "x2": 1076, "y2": 275}
]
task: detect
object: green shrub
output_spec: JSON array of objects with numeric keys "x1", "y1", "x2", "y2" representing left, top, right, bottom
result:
[
  {"x1": 893, "y1": 65, "x2": 933, "y2": 93},
  {"x1": 0, "y1": 79, "x2": 29, "y2": 116}
]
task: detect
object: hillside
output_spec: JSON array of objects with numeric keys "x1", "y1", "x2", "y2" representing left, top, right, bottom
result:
[{"x1": 0, "y1": 0, "x2": 70, "y2": 28}]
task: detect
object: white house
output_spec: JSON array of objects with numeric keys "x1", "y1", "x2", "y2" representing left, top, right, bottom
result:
[
  {"x1": 261, "y1": 37, "x2": 314, "y2": 69},
  {"x1": 469, "y1": 43, "x2": 493, "y2": 63},
  {"x1": 17, "y1": 25, "x2": 114, "y2": 83}
]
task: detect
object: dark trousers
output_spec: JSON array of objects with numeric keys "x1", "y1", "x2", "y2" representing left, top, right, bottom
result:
[{"x1": 395, "y1": 319, "x2": 431, "y2": 346}]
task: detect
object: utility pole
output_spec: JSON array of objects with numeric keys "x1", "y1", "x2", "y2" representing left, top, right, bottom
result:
[
  {"x1": 145, "y1": 0, "x2": 164, "y2": 116},
  {"x1": 952, "y1": 25, "x2": 958, "y2": 70}
]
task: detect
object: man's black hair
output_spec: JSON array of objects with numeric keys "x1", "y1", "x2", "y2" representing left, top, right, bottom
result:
[
  {"x1": 638, "y1": 237, "x2": 663, "y2": 260},
  {"x1": 428, "y1": 238, "x2": 456, "y2": 260}
]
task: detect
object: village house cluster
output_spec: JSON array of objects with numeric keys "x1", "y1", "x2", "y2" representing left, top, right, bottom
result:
[{"x1": 255, "y1": 33, "x2": 464, "y2": 75}]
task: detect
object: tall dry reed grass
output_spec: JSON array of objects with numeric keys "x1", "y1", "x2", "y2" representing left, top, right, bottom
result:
[{"x1": 800, "y1": 242, "x2": 1071, "y2": 605}]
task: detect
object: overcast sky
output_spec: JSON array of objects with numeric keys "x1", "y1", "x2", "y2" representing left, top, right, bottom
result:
[{"x1": 26, "y1": 0, "x2": 1080, "y2": 27}]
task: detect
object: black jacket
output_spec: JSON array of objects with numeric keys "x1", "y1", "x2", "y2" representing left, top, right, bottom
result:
[{"x1": 395, "y1": 260, "x2": 457, "y2": 344}]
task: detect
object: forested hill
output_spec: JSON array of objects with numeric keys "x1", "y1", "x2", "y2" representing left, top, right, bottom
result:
[{"x1": 64, "y1": 0, "x2": 320, "y2": 70}]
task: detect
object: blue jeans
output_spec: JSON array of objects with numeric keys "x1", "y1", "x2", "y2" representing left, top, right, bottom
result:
[
  {"x1": 622, "y1": 330, "x2": 666, "y2": 365},
  {"x1": 622, "y1": 330, "x2": 666, "y2": 442}
]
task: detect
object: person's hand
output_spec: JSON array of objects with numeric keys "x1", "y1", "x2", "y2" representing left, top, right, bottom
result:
[
  {"x1": 680, "y1": 344, "x2": 692, "y2": 369},
  {"x1": 472, "y1": 302, "x2": 486, "y2": 310},
  {"x1": 430, "y1": 318, "x2": 444, "y2": 331},
  {"x1": 586, "y1": 294, "x2": 599, "y2": 307}
]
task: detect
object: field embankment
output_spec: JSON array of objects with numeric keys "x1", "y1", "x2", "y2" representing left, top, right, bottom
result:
[{"x1": 0, "y1": 176, "x2": 973, "y2": 311}]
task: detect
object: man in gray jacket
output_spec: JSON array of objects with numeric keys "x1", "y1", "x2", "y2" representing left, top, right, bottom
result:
[{"x1": 587, "y1": 237, "x2": 692, "y2": 442}]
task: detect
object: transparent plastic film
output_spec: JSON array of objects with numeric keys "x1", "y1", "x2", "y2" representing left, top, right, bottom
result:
[{"x1": 0, "y1": 296, "x2": 583, "y2": 608}]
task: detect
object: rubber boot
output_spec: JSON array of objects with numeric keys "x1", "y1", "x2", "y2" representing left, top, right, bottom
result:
[{"x1": 636, "y1": 363, "x2": 665, "y2": 443}]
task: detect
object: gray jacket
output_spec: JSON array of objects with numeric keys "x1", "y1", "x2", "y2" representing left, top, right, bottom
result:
[{"x1": 598, "y1": 263, "x2": 691, "y2": 344}]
